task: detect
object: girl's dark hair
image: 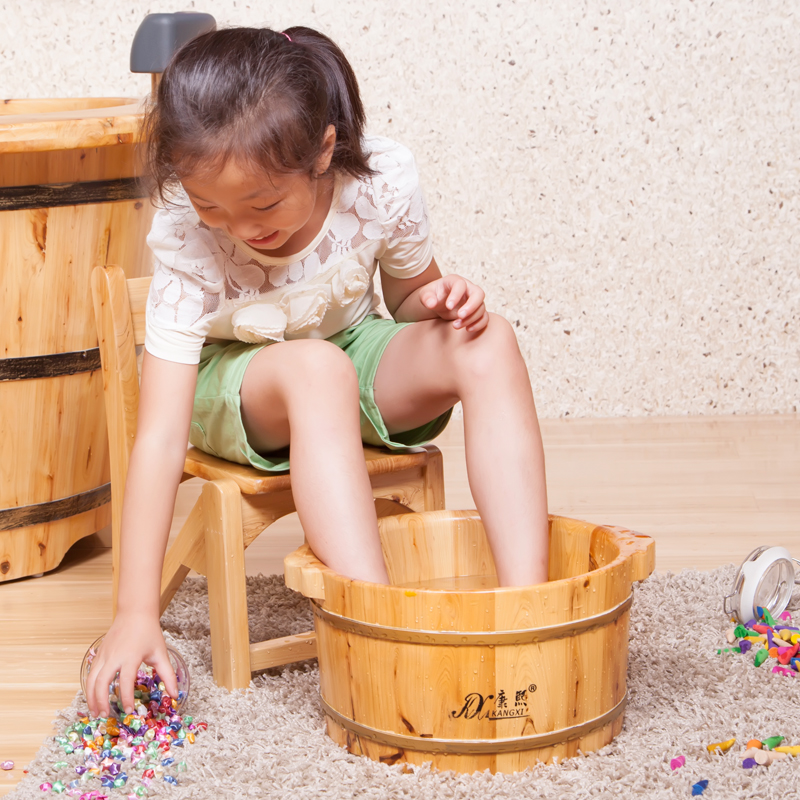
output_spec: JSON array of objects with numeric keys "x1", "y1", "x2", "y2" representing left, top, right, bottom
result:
[{"x1": 143, "y1": 26, "x2": 373, "y2": 201}]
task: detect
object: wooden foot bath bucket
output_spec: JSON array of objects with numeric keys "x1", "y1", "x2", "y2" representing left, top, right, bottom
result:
[
  {"x1": 0, "y1": 99, "x2": 153, "y2": 581},
  {"x1": 285, "y1": 510, "x2": 655, "y2": 773}
]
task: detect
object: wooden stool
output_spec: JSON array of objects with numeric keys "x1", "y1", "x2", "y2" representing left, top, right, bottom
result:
[{"x1": 91, "y1": 265, "x2": 445, "y2": 689}]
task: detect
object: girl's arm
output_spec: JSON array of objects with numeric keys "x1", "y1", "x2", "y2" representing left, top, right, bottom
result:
[
  {"x1": 381, "y1": 257, "x2": 490, "y2": 333},
  {"x1": 86, "y1": 350, "x2": 198, "y2": 717}
]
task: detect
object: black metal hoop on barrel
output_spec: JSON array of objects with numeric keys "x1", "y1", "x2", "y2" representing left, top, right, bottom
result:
[
  {"x1": 0, "y1": 349, "x2": 102, "y2": 382},
  {"x1": 0, "y1": 177, "x2": 149, "y2": 212}
]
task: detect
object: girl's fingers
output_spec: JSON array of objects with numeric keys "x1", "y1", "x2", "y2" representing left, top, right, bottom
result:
[
  {"x1": 423, "y1": 277, "x2": 485, "y2": 322},
  {"x1": 422, "y1": 282, "x2": 445, "y2": 309},
  {"x1": 466, "y1": 311, "x2": 490, "y2": 332},
  {"x1": 445, "y1": 279, "x2": 467, "y2": 310},
  {"x1": 87, "y1": 662, "x2": 104, "y2": 718},
  {"x1": 454, "y1": 304, "x2": 487, "y2": 330},
  {"x1": 85, "y1": 670, "x2": 98, "y2": 718},
  {"x1": 118, "y1": 663, "x2": 138, "y2": 716},
  {"x1": 152, "y1": 652, "x2": 179, "y2": 701},
  {"x1": 456, "y1": 290, "x2": 485, "y2": 320},
  {"x1": 92, "y1": 661, "x2": 116, "y2": 718}
]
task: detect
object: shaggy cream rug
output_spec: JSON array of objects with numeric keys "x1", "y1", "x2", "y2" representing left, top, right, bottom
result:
[{"x1": 10, "y1": 567, "x2": 800, "y2": 799}]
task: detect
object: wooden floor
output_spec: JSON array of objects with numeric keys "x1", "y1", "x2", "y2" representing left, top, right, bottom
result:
[{"x1": 1, "y1": 414, "x2": 798, "y2": 795}]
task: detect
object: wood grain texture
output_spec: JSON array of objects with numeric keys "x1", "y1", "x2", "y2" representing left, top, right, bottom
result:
[
  {"x1": 0, "y1": 145, "x2": 141, "y2": 189},
  {"x1": 184, "y1": 443, "x2": 442, "y2": 496},
  {"x1": 91, "y1": 266, "x2": 141, "y2": 607},
  {"x1": 203, "y1": 479, "x2": 251, "y2": 690},
  {"x1": 0, "y1": 98, "x2": 144, "y2": 154},
  {"x1": 0, "y1": 98, "x2": 136, "y2": 115},
  {"x1": 249, "y1": 631, "x2": 317, "y2": 672},
  {"x1": 287, "y1": 510, "x2": 654, "y2": 773},
  {"x1": 0, "y1": 110, "x2": 153, "y2": 582},
  {"x1": 125, "y1": 276, "x2": 150, "y2": 344}
]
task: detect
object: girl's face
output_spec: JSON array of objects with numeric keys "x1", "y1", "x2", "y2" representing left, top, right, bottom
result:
[
  {"x1": 180, "y1": 127, "x2": 336, "y2": 257},
  {"x1": 181, "y1": 163, "x2": 332, "y2": 257}
]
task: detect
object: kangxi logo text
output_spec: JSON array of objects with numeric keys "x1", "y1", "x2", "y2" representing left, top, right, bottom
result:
[{"x1": 450, "y1": 685, "x2": 537, "y2": 721}]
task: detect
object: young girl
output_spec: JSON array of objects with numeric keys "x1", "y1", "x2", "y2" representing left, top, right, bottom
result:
[{"x1": 86, "y1": 25, "x2": 549, "y2": 717}]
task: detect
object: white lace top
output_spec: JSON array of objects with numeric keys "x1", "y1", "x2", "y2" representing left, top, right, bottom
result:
[{"x1": 145, "y1": 136, "x2": 432, "y2": 365}]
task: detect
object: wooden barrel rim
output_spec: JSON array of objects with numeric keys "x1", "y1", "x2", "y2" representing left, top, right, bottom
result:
[
  {"x1": 320, "y1": 692, "x2": 628, "y2": 755},
  {"x1": 311, "y1": 592, "x2": 633, "y2": 645},
  {"x1": 288, "y1": 512, "x2": 655, "y2": 606},
  {"x1": 0, "y1": 97, "x2": 136, "y2": 115},
  {"x1": 0, "y1": 99, "x2": 145, "y2": 154}
]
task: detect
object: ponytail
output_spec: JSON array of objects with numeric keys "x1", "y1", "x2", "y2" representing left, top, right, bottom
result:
[
  {"x1": 144, "y1": 26, "x2": 374, "y2": 202},
  {"x1": 283, "y1": 26, "x2": 373, "y2": 180}
]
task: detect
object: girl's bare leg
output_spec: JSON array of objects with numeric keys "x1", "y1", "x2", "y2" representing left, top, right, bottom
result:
[
  {"x1": 240, "y1": 340, "x2": 388, "y2": 583},
  {"x1": 373, "y1": 314, "x2": 549, "y2": 586}
]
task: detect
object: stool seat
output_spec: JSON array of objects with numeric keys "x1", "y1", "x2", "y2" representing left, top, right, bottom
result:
[{"x1": 184, "y1": 444, "x2": 437, "y2": 495}]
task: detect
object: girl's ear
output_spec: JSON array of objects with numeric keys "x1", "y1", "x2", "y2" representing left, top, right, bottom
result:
[{"x1": 315, "y1": 124, "x2": 337, "y2": 176}]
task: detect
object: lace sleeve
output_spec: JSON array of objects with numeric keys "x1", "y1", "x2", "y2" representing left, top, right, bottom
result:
[
  {"x1": 144, "y1": 204, "x2": 226, "y2": 365},
  {"x1": 370, "y1": 140, "x2": 434, "y2": 279}
]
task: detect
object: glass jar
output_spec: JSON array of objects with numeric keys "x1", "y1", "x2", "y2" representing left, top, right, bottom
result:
[
  {"x1": 723, "y1": 546, "x2": 798, "y2": 623},
  {"x1": 80, "y1": 635, "x2": 190, "y2": 718}
]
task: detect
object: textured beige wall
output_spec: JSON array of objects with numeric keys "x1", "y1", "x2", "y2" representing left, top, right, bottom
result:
[{"x1": 2, "y1": 1, "x2": 798, "y2": 417}]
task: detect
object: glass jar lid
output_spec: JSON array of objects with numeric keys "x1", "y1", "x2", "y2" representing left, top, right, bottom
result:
[{"x1": 724, "y1": 546, "x2": 797, "y2": 624}]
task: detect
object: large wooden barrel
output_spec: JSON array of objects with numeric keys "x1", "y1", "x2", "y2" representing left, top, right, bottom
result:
[
  {"x1": 0, "y1": 98, "x2": 154, "y2": 581},
  {"x1": 285, "y1": 511, "x2": 655, "y2": 774}
]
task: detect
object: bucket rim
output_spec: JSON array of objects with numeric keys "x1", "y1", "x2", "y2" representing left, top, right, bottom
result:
[
  {"x1": 285, "y1": 510, "x2": 655, "y2": 607},
  {"x1": 0, "y1": 97, "x2": 146, "y2": 154}
]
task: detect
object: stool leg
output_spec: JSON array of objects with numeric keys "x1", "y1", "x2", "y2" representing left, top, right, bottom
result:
[
  {"x1": 421, "y1": 445, "x2": 446, "y2": 511},
  {"x1": 202, "y1": 479, "x2": 251, "y2": 690}
]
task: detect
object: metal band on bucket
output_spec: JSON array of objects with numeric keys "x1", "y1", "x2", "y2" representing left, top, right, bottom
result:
[
  {"x1": 0, "y1": 177, "x2": 149, "y2": 212},
  {"x1": 0, "y1": 483, "x2": 111, "y2": 532},
  {"x1": 0, "y1": 348, "x2": 101, "y2": 381},
  {"x1": 311, "y1": 592, "x2": 633, "y2": 646},
  {"x1": 320, "y1": 692, "x2": 628, "y2": 754}
]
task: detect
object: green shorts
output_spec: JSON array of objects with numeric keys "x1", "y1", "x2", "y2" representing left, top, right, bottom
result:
[{"x1": 190, "y1": 315, "x2": 452, "y2": 472}]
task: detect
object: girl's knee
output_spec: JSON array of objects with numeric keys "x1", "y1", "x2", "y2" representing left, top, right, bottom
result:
[
  {"x1": 451, "y1": 313, "x2": 523, "y2": 378},
  {"x1": 286, "y1": 339, "x2": 358, "y2": 392},
  {"x1": 484, "y1": 313, "x2": 521, "y2": 352},
  {"x1": 245, "y1": 339, "x2": 358, "y2": 405},
  {"x1": 241, "y1": 340, "x2": 360, "y2": 453}
]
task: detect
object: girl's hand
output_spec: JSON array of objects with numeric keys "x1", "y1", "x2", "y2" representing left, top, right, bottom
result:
[
  {"x1": 85, "y1": 612, "x2": 179, "y2": 718},
  {"x1": 419, "y1": 274, "x2": 489, "y2": 332}
]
